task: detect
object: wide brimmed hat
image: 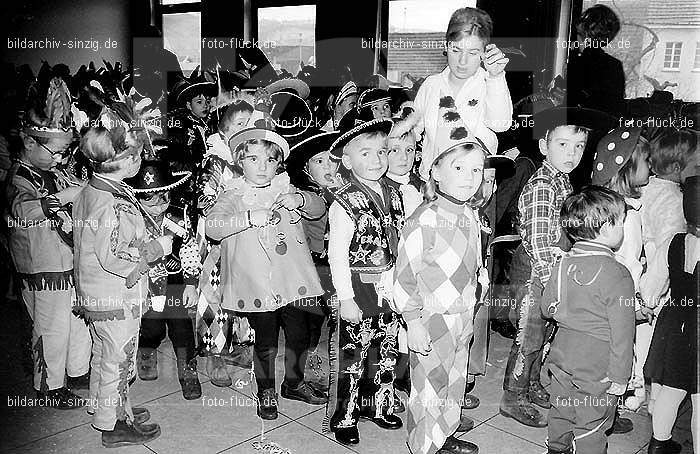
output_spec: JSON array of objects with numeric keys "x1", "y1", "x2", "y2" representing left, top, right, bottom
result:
[
  {"x1": 227, "y1": 123, "x2": 290, "y2": 160},
  {"x1": 532, "y1": 106, "x2": 615, "y2": 139},
  {"x1": 591, "y1": 126, "x2": 644, "y2": 185},
  {"x1": 329, "y1": 109, "x2": 393, "y2": 159},
  {"x1": 357, "y1": 87, "x2": 391, "y2": 110},
  {"x1": 175, "y1": 67, "x2": 217, "y2": 103},
  {"x1": 287, "y1": 129, "x2": 340, "y2": 174},
  {"x1": 126, "y1": 160, "x2": 191, "y2": 193},
  {"x1": 334, "y1": 81, "x2": 358, "y2": 109},
  {"x1": 269, "y1": 91, "x2": 313, "y2": 141},
  {"x1": 265, "y1": 78, "x2": 310, "y2": 99}
]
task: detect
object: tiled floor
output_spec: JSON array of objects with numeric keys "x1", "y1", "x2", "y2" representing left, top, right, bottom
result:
[{"x1": 1, "y1": 304, "x2": 695, "y2": 454}]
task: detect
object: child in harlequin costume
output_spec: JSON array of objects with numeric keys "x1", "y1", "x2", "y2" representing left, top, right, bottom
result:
[
  {"x1": 644, "y1": 176, "x2": 699, "y2": 454},
  {"x1": 73, "y1": 127, "x2": 169, "y2": 447},
  {"x1": 500, "y1": 106, "x2": 613, "y2": 429},
  {"x1": 393, "y1": 137, "x2": 487, "y2": 454},
  {"x1": 413, "y1": 7, "x2": 512, "y2": 182},
  {"x1": 541, "y1": 186, "x2": 635, "y2": 454},
  {"x1": 286, "y1": 128, "x2": 341, "y2": 388},
  {"x1": 6, "y1": 121, "x2": 91, "y2": 408},
  {"x1": 194, "y1": 99, "x2": 255, "y2": 387},
  {"x1": 638, "y1": 130, "x2": 696, "y2": 415},
  {"x1": 126, "y1": 160, "x2": 202, "y2": 400},
  {"x1": 590, "y1": 126, "x2": 654, "y2": 412},
  {"x1": 205, "y1": 118, "x2": 328, "y2": 421},
  {"x1": 324, "y1": 110, "x2": 405, "y2": 446}
]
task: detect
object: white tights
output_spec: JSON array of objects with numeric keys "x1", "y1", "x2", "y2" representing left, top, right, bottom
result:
[{"x1": 651, "y1": 385, "x2": 698, "y2": 452}]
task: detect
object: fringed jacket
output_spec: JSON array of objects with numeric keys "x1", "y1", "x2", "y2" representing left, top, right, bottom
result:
[
  {"x1": 72, "y1": 174, "x2": 153, "y2": 321},
  {"x1": 5, "y1": 161, "x2": 75, "y2": 290}
]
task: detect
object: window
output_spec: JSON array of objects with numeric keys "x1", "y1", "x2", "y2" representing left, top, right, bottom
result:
[
  {"x1": 694, "y1": 42, "x2": 700, "y2": 69},
  {"x1": 258, "y1": 5, "x2": 316, "y2": 75},
  {"x1": 162, "y1": 12, "x2": 201, "y2": 76},
  {"x1": 663, "y1": 42, "x2": 682, "y2": 70},
  {"x1": 386, "y1": 0, "x2": 476, "y2": 84}
]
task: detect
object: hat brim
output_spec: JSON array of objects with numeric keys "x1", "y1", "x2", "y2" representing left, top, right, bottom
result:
[
  {"x1": 533, "y1": 107, "x2": 615, "y2": 138},
  {"x1": 287, "y1": 130, "x2": 340, "y2": 171},
  {"x1": 270, "y1": 91, "x2": 313, "y2": 139},
  {"x1": 228, "y1": 127, "x2": 291, "y2": 160},
  {"x1": 176, "y1": 82, "x2": 218, "y2": 103},
  {"x1": 330, "y1": 118, "x2": 394, "y2": 158},
  {"x1": 485, "y1": 154, "x2": 516, "y2": 177},
  {"x1": 131, "y1": 170, "x2": 192, "y2": 194},
  {"x1": 265, "y1": 78, "x2": 310, "y2": 99},
  {"x1": 24, "y1": 126, "x2": 74, "y2": 140}
]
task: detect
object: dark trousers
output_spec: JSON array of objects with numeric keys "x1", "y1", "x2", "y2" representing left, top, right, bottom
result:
[
  {"x1": 503, "y1": 277, "x2": 548, "y2": 393},
  {"x1": 548, "y1": 364, "x2": 617, "y2": 453},
  {"x1": 328, "y1": 311, "x2": 400, "y2": 429},
  {"x1": 139, "y1": 284, "x2": 195, "y2": 363},
  {"x1": 490, "y1": 240, "x2": 521, "y2": 322},
  {"x1": 244, "y1": 305, "x2": 312, "y2": 392}
]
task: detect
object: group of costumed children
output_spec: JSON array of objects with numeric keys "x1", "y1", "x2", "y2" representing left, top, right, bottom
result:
[{"x1": 5, "y1": 6, "x2": 698, "y2": 454}]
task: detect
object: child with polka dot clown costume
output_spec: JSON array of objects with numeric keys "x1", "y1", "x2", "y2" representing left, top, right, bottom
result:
[
  {"x1": 205, "y1": 114, "x2": 328, "y2": 421},
  {"x1": 591, "y1": 125, "x2": 653, "y2": 412}
]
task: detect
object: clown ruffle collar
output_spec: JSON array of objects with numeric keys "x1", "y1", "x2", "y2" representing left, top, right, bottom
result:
[{"x1": 223, "y1": 172, "x2": 291, "y2": 208}]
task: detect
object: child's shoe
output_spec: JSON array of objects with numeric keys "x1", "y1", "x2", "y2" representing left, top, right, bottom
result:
[
  {"x1": 66, "y1": 370, "x2": 90, "y2": 390},
  {"x1": 281, "y1": 381, "x2": 327, "y2": 404},
  {"x1": 256, "y1": 388, "x2": 278, "y2": 420},
  {"x1": 437, "y1": 435, "x2": 478, "y2": 454},
  {"x1": 206, "y1": 355, "x2": 232, "y2": 387},
  {"x1": 455, "y1": 415, "x2": 474, "y2": 433},
  {"x1": 137, "y1": 348, "x2": 158, "y2": 381},
  {"x1": 223, "y1": 344, "x2": 253, "y2": 368},
  {"x1": 607, "y1": 410, "x2": 634, "y2": 435},
  {"x1": 499, "y1": 391, "x2": 547, "y2": 427},
  {"x1": 101, "y1": 419, "x2": 161, "y2": 448},
  {"x1": 647, "y1": 437, "x2": 682, "y2": 454},
  {"x1": 333, "y1": 425, "x2": 359, "y2": 445},
  {"x1": 177, "y1": 358, "x2": 202, "y2": 400},
  {"x1": 462, "y1": 393, "x2": 480, "y2": 410},
  {"x1": 527, "y1": 381, "x2": 551, "y2": 409}
]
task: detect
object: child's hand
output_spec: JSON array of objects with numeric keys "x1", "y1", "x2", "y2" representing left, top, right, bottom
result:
[
  {"x1": 605, "y1": 382, "x2": 627, "y2": 396},
  {"x1": 406, "y1": 319, "x2": 432, "y2": 356},
  {"x1": 182, "y1": 285, "x2": 198, "y2": 308},
  {"x1": 339, "y1": 298, "x2": 363, "y2": 324},
  {"x1": 249, "y1": 209, "x2": 272, "y2": 227},
  {"x1": 636, "y1": 306, "x2": 655, "y2": 324},
  {"x1": 273, "y1": 192, "x2": 304, "y2": 211},
  {"x1": 482, "y1": 44, "x2": 509, "y2": 77}
]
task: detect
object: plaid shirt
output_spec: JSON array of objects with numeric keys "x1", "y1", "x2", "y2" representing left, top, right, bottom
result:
[{"x1": 517, "y1": 160, "x2": 573, "y2": 286}]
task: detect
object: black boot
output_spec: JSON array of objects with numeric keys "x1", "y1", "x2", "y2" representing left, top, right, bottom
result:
[
  {"x1": 647, "y1": 437, "x2": 682, "y2": 454},
  {"x1": 499, "y1": 390, "x2": 547, "y2": 428},
  {"x1": 66, "y1": 371, "x2": 90, "y2": 390},
  {"x1": 438, "y1": 435, "x2": 479, "y2": 454},
  {"x1": 177, "y1": 357, "x2": 202, "y2": 401},
  {"x1": 101, "y1": 419, "x2": 161, "y2": 447},
  {"x1": 256, "y1": 388, "x2": 278, "y2": 420},
  {"x1": 37, "y1": 387, "x2": 85, "y2": 410},
  {"x1": 333, "y1": 425, "x2": 359, "y2": 445},
  {"x1": 281, "y1": 381, "x2": 327, "y2": 405},
  {"x1": 137, "y1": 348, "x2": 158, "y2": 381},
  {"x1": 607, "y1": 410, "x2": 633, "y2": 435}
]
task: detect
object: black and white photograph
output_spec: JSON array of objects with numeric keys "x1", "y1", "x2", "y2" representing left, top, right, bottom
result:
[{"x1": 1, "y1": 0, "x2": 698, "y2": 453}]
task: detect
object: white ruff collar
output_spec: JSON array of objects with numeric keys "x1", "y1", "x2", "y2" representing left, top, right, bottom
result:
[{"x1": 225, "y1": 173, "x2": 291, "y2": 208}]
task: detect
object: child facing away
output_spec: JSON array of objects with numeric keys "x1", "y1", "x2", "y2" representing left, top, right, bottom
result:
[
  {"x1": 324, "y1": 111, "x2": 406, "y2": 446},
  {"x1": 501, "y1": 106, "x2": 613, "y2": 428},
  {"x1": 541, "y1": 186, "x2": 636, "y2": 454},
  {"x1": 413, "y1": 6, "x2": 512, "y2": 182},
  {"x1": 644, "y1": 175, "x2": 699, "y2": 454},
  {"x1": 393, "y1": 140, "x2": 486, "y2": 454},
  {"x1": 73, "y1": 127, "x2": 170, "y2": 447},
  {"x1": 591, "y1": 126, "x2": 653, "y2": 411},
  {"x1": 5, "y1": 123, "x2": 91, "y2": 408},
  {"x1": 205, "y1": 119, "x2": 328, "y2": 421}
]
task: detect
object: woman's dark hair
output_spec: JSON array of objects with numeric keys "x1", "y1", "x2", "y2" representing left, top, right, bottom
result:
[
  {"x1": 445, "y1": 7, "x2": 493, "y2": 44},
  {"x1": 576, "y1": 5, "x2": 620, "y2": 45}
]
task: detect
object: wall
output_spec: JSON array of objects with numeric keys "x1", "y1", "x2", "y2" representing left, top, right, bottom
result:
[
  {"x1": 642, "y1": 27, "x2": 700, "y2": 101},
  {"x1": 5, "y1": 0, "x2": 131, "y2": 73}
]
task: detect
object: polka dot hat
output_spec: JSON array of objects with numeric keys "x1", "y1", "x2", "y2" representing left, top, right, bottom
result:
[{"x1": 591, "y1": 125, "x2": 643, "y2": 186}]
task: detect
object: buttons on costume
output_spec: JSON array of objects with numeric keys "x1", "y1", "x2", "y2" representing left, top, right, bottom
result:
[
  {"x1": 238, "y1": 299, "x2": 245, "y2": 309},
  {"x1": 607, "y1": 142, "x2": 615, "y2": 151},
  {"x1": 615, "y1": 156, "x2": 624, "y2": 165},
  {"x1": 253, "y1": 298, "x2": 262, "y2": 308},
  {"x1": 621, "y1": 131, "x2": 630, "y2": 139},
  {"x1": 298, "y1": 286, "x2": 307, "y2": 295},
  {"x1": 597, "y1": 163, "x2": 604, "y2": 171}
]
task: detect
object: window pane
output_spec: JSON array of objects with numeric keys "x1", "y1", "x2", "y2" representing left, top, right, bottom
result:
[
  {"x1": 583, "y1": 1, "x2": 700, "y2": 101},
  {"x1": 386, "y1": 0, "x2": 475, "y2": 83},
  {"x1": 162, "y1": 12, "x2": 201, "y2": 76},
  {"x1": 258, "y1": 5, "x2": 316, "y2": 75}
]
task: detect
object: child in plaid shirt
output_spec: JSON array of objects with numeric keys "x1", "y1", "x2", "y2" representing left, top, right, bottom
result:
[{"x1": 500, "y1": 107, "x2": 612, "y2": 428}]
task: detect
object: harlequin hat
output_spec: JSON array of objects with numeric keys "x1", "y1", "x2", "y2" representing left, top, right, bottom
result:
[
  {"x1": 286, "y1": 128, "x2": 340, "y2": 182},
  {"x1": 433, "y1": 95, "x2": 515, "y2": 175},
  {"x1": 591, "y1": 126, "x2": 644, "y2": 185},
  {"x1": 126, "y1": 159, "x2": 191, "y2": 193},
  {"x1": 269, "y1": 91, "x2": 313, "y2": 141},
  {"x1": 532, "y1": 106, "x2": 615, "y2": 139},
  {"x1": 329, "y1": 109, "x2": 393, "y2": 159}
]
